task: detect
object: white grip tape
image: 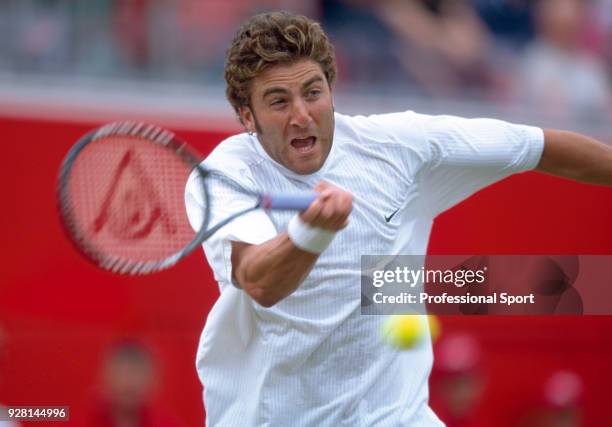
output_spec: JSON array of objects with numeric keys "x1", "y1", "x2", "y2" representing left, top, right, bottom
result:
[{"x1": 287, "y1": 215, "x2": 336, "y2": 254}]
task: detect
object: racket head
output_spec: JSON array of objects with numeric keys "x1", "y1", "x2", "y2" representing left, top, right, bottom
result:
[{"x1": 57, "y1": 122, "x2": 210, "y2": 274}]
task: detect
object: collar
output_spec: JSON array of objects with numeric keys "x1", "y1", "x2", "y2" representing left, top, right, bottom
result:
[{"x1": 250, "y1": 130, "x2": 337, "y2": 185}]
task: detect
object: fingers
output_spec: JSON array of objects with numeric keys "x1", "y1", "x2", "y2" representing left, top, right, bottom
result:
[
  {"x1": 300, "y1": 181, "x2": 353, "y2": 231},
  {"x1": 314, "y1": 181, "x2": 330, "y2": 192},
  {"x1": 300, "y1": 197, "x2": 322, "y2": 224}
]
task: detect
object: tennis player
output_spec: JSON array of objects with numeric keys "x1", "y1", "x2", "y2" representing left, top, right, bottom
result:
[{"x1": 185, "y1": 12, "x2": 612, "y2": 426}]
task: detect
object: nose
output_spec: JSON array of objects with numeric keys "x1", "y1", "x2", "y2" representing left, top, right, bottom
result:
[{"x1": 289, "y1": 99, "x2": 312, "y2": 129}]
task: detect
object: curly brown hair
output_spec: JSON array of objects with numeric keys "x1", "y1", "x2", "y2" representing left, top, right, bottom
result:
[{"x1": 224, "y1": 11, "x2": 336, "y2": 116}]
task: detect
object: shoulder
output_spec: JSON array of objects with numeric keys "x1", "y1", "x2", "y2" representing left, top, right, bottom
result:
[
  {"x1": 333, "y1": 111, "x2": 433, "y2": 167},
  {"x1": 200, "y1": 132, "x2": 266, "y2": 186},
  {"x1": 204, "y1": 133, "x2": 264, "y2": 171},
  {"x1": 185, "y1": 132, "x2": 263, "y2": 197},
  {"x1": 334, "y1": 110, "x2": 427, "y2": 145}
]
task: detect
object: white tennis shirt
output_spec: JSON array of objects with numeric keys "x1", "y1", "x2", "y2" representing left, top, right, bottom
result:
[{"x1": 185, "y1": 111, "x2": 544, "y2": 426}]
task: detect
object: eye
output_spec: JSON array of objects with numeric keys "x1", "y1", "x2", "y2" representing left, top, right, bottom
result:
[
  {"x1": 269, "y1": 98, "x2": 287, "y2": 108},
  {"x1": 307, "y1": 88, "x2": 321, "y2": 99}
]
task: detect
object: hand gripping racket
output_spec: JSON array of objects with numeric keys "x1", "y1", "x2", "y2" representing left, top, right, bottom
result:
[{"x1": 57, "y1": 121, "x2": 315, "y2": 274}]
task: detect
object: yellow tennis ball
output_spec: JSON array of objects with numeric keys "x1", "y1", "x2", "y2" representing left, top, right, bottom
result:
[{"x1": 381, "y1": 315, "x2": 428, "y2": 349}]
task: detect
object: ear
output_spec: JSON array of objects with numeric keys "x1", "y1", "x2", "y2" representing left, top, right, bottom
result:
[
  {"x1": 239, "y1": 106, "x2": 256, "y2": 134},
  {"x1": 327, "y1": 83, "x2": 335, "y2": 111}
]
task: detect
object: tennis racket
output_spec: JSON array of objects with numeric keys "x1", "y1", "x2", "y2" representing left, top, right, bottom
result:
[{"x1": 57, "y1": 121, "x2": 315, "y2": 275}]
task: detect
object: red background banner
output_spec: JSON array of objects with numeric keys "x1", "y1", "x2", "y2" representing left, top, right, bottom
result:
[{"x1": 1, "y1": 116, "x2": 611, "y2": 426}]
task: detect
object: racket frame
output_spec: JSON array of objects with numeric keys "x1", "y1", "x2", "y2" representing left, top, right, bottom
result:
[
  {"x1": 57, "y1": 121, "x2": 316, "y2": 275},
  {"x1": 57, "y1": 122, "x2": 210, "y2": 274}
]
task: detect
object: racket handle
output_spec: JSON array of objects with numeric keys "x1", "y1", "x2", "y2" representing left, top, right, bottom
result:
[{"x1": 260, "y1": 193, "x2": 317, "y2": 210}]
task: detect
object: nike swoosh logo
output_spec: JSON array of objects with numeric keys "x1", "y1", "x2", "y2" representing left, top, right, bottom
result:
[{"x1": 385, "y1": 208, "x2": 400, "y2": 223}]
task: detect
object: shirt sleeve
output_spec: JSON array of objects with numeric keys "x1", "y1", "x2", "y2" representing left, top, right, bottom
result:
[
  {"x1": 417, "y1": 114, "x2": 544, "y2": 217},
  {"x1": 185, "y1": 169, "x2": 278, "y2": 289}
]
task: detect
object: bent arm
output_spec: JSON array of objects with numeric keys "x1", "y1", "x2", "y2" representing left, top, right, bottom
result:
[
  {"x1": 231, "y1": 236, "x2": 318, "y2": 308},
  {"x1": 537, "y1": 130, "x2": 612, "y2": 185},
  {"x1": 232, "y1": 181, "x2": 353, "y2": 307}
]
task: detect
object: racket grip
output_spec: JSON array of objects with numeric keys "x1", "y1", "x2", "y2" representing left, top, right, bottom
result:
[{"x1": 260, "y1": 193, "x2": 317, "y2": 210}]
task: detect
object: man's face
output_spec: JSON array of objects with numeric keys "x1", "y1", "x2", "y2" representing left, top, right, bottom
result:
[{"x1": 240, "y1": 59, "x2": 335, "y2": 175}]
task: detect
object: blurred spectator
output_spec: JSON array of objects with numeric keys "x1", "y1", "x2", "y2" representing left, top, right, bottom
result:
[
  {"x1": 378, "y1": 0, "x2": 494, "y2": 96},
  {"x1": 147, "y1": 0, "x2": 251, "y2": 80},
  {"x1": 146, "y1": 0, "x2": 314, "y2": 81},
  {"x1": 473, "y1": 0, "x2": 535, "y2": 50},
  {"x1": 74, "y1": 339, "x2": 181, "y2": 427},
  {"x1": 321, "y1": 0, "x2": 406, "y2": 85},
  {"x1": 1, "y1": 0, "x2": 611, "y2": 115},
  {"x1": 11, "y1": 0, "x2": 71, "y2": 73},
  {"x1": 470, "y1": 0, "x2": 536, "y2": 100},
  {"x1": 70, "y1": 1, "x2": 118, "y2": 76},
  {"x1": 113, "y1": 0, "x2": 151, "y2": 74},
  {"x1": 430, "y1": 333, "x2": 486, "y2": 427},
  {"x1": 323, "y1": 0, "x2": 493, "y2": 97},
  {"x1": 515, "y1": 370, "x2": 584, "y2": 427},
  {"x1": 0, "y1": 324, "x2": 21, "y2": 427},
  {"x1": 517, "y1": 0, "x2": 612, "y2": 120}
]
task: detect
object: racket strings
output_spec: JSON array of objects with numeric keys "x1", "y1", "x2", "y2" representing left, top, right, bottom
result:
[
  {"x1": 204, "y1": 170, "x2": 260, "y2": 218},
  {"x1": 66, "y1": 136, "x2": 197, "y2": 264}
]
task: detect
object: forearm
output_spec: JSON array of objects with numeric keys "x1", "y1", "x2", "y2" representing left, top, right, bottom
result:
[
  {"x1": 537, "y1": 130, "x2": 612, "y2": 186},
  {"x1": 231, "y1": 181, "x2": 352, "y2": 307},
  {"x1": 231, "y1": 234, "x2": 319, "y2": 307}
]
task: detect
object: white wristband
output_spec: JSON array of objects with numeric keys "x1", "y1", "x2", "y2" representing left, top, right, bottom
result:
[{"x1": 287, "y1": 215, "x2": 336, "y2": 254}]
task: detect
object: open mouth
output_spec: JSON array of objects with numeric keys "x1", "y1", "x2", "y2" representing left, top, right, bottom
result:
[{"x1": 290, "y1": 136, "x2": 316, "y2": 153}]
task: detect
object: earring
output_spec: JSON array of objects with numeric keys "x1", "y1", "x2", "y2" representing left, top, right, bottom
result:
[{"x1": 247, "y1": 130, "x2": 254, "y2": 136}]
